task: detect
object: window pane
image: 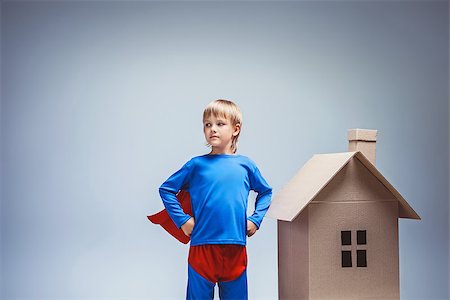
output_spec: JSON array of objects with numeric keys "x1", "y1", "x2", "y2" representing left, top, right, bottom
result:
[
  {"x1": 341, "y1": 251, "x2": 352, "y2": 267},
  {"x1": 357, "y1": 250, "x2": 367, "y2": 267},
  {"x1": 357, "y1": 230, "x2": 367, "y2": 245},
  {"x1": 341, "y1": 231, "x2": 351, "y2": 245}
]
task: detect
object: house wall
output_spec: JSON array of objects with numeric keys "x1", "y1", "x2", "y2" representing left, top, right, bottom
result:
[
  {"x1": 278, "y1": 208, "x2": 309, "y2": 299},
  {"x1": 307, "y1": 157, "x2": 400, "y2": 299},
  {"x1": 308, "y1": 201, "x2": 399, "y2": 299}
]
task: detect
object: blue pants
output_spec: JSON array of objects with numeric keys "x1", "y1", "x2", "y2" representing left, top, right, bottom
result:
[{"x1": 186, "y1": 264, "x2": 248, "y2": 300}]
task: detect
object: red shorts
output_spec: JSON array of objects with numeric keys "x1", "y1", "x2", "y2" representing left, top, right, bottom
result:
[{"x1": 188, "y1": 244, "x2": 247, "y2": 283}]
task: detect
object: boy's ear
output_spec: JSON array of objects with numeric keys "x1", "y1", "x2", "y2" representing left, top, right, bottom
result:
[{"x1": 233, "y1": 123, "x2": 241, "y2": 136}]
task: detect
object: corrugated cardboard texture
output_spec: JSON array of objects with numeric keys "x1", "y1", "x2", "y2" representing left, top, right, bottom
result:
[
  {"x1": 308, "y1": 158, "x2": 400, "y2": 299},
  {"x1": 308, "y1": 201, "x2": 399, "y2": 299},
  {"x1": 347, "y1": 128, "x2": 378, "y2": 167},
  {"x1": 277, "y1": 156, "x2": 402, "y2": 299},
  {"x1": 347, "y1": 129, "x2": 378, "y2": 142},
  {"x1": 273, "y1": 130, "x2": 419, "y2": 299},
  {"x1": 267, "y1": 152, "x2": 420, "y2": 221},
  {"x1": 267, "y1": 152, "x2": 355, "y2": 221},
  {"x1": 278, "y1": 208, "x2": 309, "y2": 299},
  {"x1": 314, "y1": 156, "x2": 393, "y2": 203}
]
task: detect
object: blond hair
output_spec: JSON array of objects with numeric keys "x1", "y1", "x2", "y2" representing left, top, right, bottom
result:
[{"x1": 203, "y1": 99, "x2": 242, "y2": 154}]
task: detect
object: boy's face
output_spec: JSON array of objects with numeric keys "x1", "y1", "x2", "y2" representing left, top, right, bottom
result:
[{"x1": 203, "y1": 114, "x2": 240, "y2": 154}]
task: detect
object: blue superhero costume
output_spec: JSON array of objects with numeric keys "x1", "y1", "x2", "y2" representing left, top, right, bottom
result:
[{"x1": 158, "y1": 153, "x2": 272, "y2": 299}]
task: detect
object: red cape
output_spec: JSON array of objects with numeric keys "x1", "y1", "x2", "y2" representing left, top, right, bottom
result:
[{"x1": 147, "y1": 190, "x2": 192, "y2": 244}]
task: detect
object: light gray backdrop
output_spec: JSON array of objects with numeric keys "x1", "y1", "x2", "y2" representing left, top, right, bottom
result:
[{"x1": 1, "y1": 1, "x2": 449, "y2": 299}]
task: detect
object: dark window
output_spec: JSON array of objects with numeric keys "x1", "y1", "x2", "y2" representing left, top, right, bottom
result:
[
  {"x1": 357, "y1": 250, "x2": 367, "y2": 267},
  {"x1": 341, "y1": 251, "x2": 352, "y2": 267},
  {"x1": 357, "y1": 230, "x2": 367, "y2": 245},
  {"x1": 341, "y1": 231, "x2": 351, "y2": 245}
]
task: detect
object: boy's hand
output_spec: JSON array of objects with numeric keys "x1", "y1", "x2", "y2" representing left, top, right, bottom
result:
[
  {"x1": 247, "y1": 220, "x2": 258, "y2": 237},
  {"x1": 181, "y1": 217, "x2": 195, "y2": 237}
]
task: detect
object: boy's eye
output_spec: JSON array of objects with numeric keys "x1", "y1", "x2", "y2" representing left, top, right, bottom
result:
[{"x1": 204, "y1": 122, "x2": 226, "y2": 127}]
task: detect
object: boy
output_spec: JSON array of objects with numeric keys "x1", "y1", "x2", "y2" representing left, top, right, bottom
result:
[{"x1": 159, "y1": 99, "x2": 272, "y2": 300}]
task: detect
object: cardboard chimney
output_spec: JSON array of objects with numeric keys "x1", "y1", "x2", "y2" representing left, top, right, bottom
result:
[{"x1": 266, "y1": 128, "x2": 420, "y2": 299}]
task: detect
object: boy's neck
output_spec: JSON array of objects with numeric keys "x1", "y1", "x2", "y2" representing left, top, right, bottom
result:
[{"x1": 209, "y1": 147, "x2": 235, "y2": 155}]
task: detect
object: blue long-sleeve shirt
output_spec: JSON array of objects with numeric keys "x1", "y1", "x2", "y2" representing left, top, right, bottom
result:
[{"x1": 159, "y1": 153, "x2": 272, "y2": 246}]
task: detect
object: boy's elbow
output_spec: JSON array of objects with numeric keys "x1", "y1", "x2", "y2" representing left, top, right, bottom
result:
[
  {"x1": 158, "y1": 185, "x2": 165, "y2": 196},
  {"x1": 159, "y1": 185, "x2": 171, "y2": 197},
  {"x1": 159, "y1": 185, "x2": 178, "y2": 198}
]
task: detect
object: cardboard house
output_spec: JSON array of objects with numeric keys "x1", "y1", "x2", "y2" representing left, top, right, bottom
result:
[{"x1": 266, "y1": 129, "x2": 420, "y2": 300}]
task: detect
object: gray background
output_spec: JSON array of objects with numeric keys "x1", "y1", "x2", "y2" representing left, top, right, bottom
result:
[{"x1": 1, "y1": 1, "x2": 449, "y2": 299}]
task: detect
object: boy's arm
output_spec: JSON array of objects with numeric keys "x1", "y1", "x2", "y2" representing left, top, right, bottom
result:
[
  {"x1": 159, "y1": 160, "x2": 193, "y2": 229},
  {"x1": 247, "y1": 163, "x2": 272, "y2": 230},
  {"x1": 181, "y1": 217, "x2": 195, "y2": 237}
]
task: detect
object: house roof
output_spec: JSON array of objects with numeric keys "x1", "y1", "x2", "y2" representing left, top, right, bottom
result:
[{"x1": 266, "y1": 151, "x2": 421, "y2": 222}]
